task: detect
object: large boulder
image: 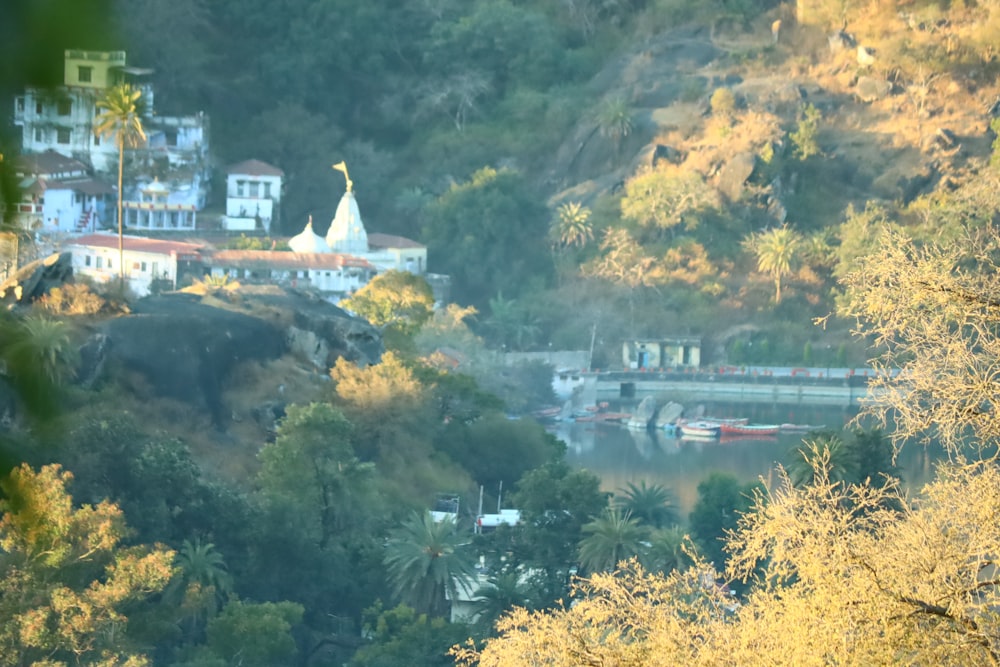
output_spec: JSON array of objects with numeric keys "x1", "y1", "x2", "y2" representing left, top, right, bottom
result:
[
  {"x1": 0, "y1": 252, "x2": 73, "y2": 305},
  {"x1": 77, "y1": 290, "x2": 382, "y2": 427}
]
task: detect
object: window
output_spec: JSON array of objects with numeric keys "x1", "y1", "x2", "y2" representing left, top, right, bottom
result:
[
  {"x1": 249, "y1": 181, "x2": 259, "y2": 197},
  {"x1": 85, "y1": 255, "x2": 91, "y2": 267},
  {"x1": 93, "y1": 133, "x2": 100, "y2": 146},
  {"x1": 140, "y1": 262, "x2": 147, "y2": 272},
  {"x1": 96, "y1": 257, "x2": 103, "y2": 269},
  {"x1": 107, "y1": 258, "x2": 112, "y2": 269},
  {"x1": 15, "y1": 98, "x2": 24, "y2": 112},
  {"x1": 35, "y1": 102, "x2": 42, "y2": 115},
  {"x1": 264, "y1": 182, "x2": 272, "y2": 198},
  {"x1": 236, "y1": 180, "x2": 246, "y2": 197},
  {"x1": 165, "y1": 130, "x2": 177, "y2": 147},
  {"x1": 33, "y1": 128, "x2": 44, "y2": 143},
  {"x1": 57, "y1": 99, "x2": 71, "y2": 116},
  {"x1": 133, "y1": 262, "x2": 141, "y2": 270},
  {"x1": 78, "y1": 66, "x2": 92, "y2": 82},
  {"x1": 56, "y1": 128, "x2": 70, "y2": 144}
]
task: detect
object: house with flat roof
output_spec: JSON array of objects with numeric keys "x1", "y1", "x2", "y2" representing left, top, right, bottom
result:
[
  {"x1": 224, "y1": 159, "x2": 284, "y2": 232},
  {"x1": 12, "y1": 151, "x2": 114, "y2": 233}
]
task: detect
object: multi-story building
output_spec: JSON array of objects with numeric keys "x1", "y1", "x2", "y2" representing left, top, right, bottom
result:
[
  {"x1": 12, "y1": 151, "x2": 113, "y2": 233},
  {"x1": 224, "y1": 159, "x2": 283, "y2": 232},
  {"x1": 13, "y1": 50, "x2": 210, "y2": 220}
]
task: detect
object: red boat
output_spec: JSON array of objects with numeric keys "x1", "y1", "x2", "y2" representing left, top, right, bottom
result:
[{"x1": 719, "y1": 422, "x2": 781, "y2": 436}]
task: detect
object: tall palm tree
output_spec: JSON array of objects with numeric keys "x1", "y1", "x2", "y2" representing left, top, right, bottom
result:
[
  {"x1": 166, "y1": 538, "x2": 232, "y2": 638},
  {"x1": 616, "y1": 480, "x2": 677, "y2": 529},
  {"x1": 578, "y1": 508, "x2": 647, "y2": 574},
  {"x1": 94, "y1": 83, "x2": 146, "y2": 287},
  {"x1": 596, "y1": 96, "x2": 632, "y2": 154},
  {"x1": 751, "y1": 225, "x2": 801, "y2": 304},
  {"x1": 384, "y1": 511, "x2": 476, "y2": 618},
  {"x1": 641, "y1": 526, "x2": 690, "y2": 575},
  {"x1": 552, "y1": 201, "x2": 594, "y2": 249}
]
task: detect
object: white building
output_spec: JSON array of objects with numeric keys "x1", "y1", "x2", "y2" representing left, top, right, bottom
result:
[
  {"x1": 65, "y1": 233, "x2": 203, "y2": 296},
  {"x1": 206, "y1": 250, "x2": 375, "y2": 296},
  {"x1": 13, "y1": 50, "x2": 210, "y2": 216},
  {"x1": 224, "y1": 159, "x2": 283, "y2": 232},
  {"x1": 121, "y1": 178, "x2": 196, "y2": 232},
  {"x1": 12, "y1": 151, "x2": 113, "y2": 233}
]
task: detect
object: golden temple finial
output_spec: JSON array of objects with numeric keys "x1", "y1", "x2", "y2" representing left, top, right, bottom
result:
[{"x1": 332, "y1": 161, "x2": 353, "y2": 193}]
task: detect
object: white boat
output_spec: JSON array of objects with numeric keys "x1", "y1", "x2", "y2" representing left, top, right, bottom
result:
[{"x1": 677, "y1": 420, "x2": 722, "y2": 438}]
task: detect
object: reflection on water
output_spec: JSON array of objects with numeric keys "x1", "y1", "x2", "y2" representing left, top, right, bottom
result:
[{"x1": 556, "y1": 399, "x2": 945, "y2": 517}]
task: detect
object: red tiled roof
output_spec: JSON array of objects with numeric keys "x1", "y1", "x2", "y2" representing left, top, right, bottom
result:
[
  {"x1": 226, "y1": 159, "x2": 284, "y2": 177},
  {"x1": 69, "y1": 234, "x2": 205, "y2": 256},
  {"x1": 367, "y1": 232, "x2": 425, "y2": 250},
  {"x1": 15, "y1": 150, "x2": 89, "y2": 177},
  {"x1": 208, "y1": 249, "x2": 375, "y2": 271}
]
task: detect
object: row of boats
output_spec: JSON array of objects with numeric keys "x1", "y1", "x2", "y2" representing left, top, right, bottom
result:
[{"x1": 673, "y1": 418, "x2": 823, "y2": 439}]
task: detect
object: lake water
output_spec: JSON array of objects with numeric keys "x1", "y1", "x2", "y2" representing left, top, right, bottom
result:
[{"x1": 555, "y1": 397, "x2": 944, "y2": 516}]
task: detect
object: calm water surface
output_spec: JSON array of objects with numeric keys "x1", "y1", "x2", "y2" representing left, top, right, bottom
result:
[{"x1": 556, "y1": 398, "x2": 944, "y2": 516}]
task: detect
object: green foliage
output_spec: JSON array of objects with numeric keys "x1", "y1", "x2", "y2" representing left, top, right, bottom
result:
[
  {"x1": 787, "y1": 429, "x2": 899, "y2": 488},
  {"x1": 595, "y1": 96, "x2": 633, "y2": 147},
  {"x1": 578, "y1": 508, "x2": 648, "y2": 573},
  {"x1": 422, "y1": 167, "x2": 553, "y2": 309},
  {"x1": 205, "y1": 600, "x2": 304, "y2": 667},
  {"x1": 352, "y1": 602, "x2": 470, "y2": 667},
  {"x1": 384, "y1": 512, "x2": 476, "y2": 617},
  {"x1": 615, "y1": 480, "x2": 677, "y2": 529},
  {"x1": 790, "y1": 103, "x2": 822, "y2": 160},
  {"x1": 688, "y1": 472, "x2": 760, "y2": 570},
  {"x1": 551, "y1": 201, "x2": 594, "y2": 249},
  {"x1": 340, "y1": 270, "x2": 436, "y2": 346},
  {"x1": 621, "y1": 166, "x2": 719, "y2": 237},
  {"x1": 746, "y1": 224, "x2": 802, "y2": 304},
  {"x1": 436, "y1": 413, "x2": 563, "y2": 494}
]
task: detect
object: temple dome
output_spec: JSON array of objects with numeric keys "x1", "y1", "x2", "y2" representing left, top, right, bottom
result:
[
  {"x1": 289, "y1": 217, "x2": 331, "y2": 254},
  {"x1": 326, "y1": 190, "x2": 368, "y2": 254}
]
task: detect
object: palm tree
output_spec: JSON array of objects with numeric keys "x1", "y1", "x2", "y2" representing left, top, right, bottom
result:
[
  {"x1": 166, "y1": 538, "x2": 232, "y2": 637},
  {"x1": 384, "y1": 511, "x2": 476, "y2": 618},
  {"x1": 94, "y1": 83, "x2": 146, "y2": 287},
  {"x1": 596, "y1": 96, "x2": 632, "y2": 154},
  {"x1": 616, "y1": 480, "x2": 677, "y2": 529},
  {"x1": 788, "y1": 431, "x2": 859, "y2": 488},
  {"x1": 751, "y1": 225, "x2": 801, "y2": 304},
  {"x1": 472, "y1": 570, "x2": 532, "y2": 632},
  {"x1": 578, "y1": 508, "x2": 647, "y2": 574},
  {"x1": 552, "y1": 201, "x2": 594, "y2": 249},
  {"x1": 641, "y1": 526, "x2": 690, "y2": 575}
]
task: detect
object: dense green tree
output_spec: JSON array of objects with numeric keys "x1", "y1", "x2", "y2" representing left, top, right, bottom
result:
[
  {"x1": 94, "y1": 83, "x2": 147, "y2": 284},
  {"x1": 340, "y1": 270, "x2": 435, "y2": 344},
  {"x1": 641, "y1": 526, "x2": 691, "y2": 575},
  {"x1": 508, "y1": 462, "x2": 609, "y2": 605},
  {"x1": 471, "y1": 571, "x2": 533, "y2": 633},
  {"x1": 167, "y1": 539, "x2": 233, "y2": 636},
  {"x1": 384, "y1": 512, "x2": 476, "y2": 617},
  {"x1": 258, "y1": 403, "x2": 375, "y2": 548},
  {"x1": 482, "y1": 293, "x2": 540, "y2": 351},
  {"x1": 688, "y1": 472, "x2": 759, "y2": 570},
  {"x1": 620, "y1": 166, "x2": 718, "y2": 238},
  {"x1": 203, "y1": 600, "x2": 304, "y2": 667},
  {"x1": 436, "y1": 413, "x2": 563, "y2": 496},
  {"x1": 578, "y1": 508, "x2": 647, "y2": 574},
  {"x1": 351, "y1": 602, "x2": 470, "y2": 667},
  {"x1": 422, "y1": 167, "x2": 552, "y2": 310}
]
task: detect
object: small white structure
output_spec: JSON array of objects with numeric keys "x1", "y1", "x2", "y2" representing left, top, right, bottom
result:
[
  {"x1": 224, "y1": 159, "x2": 283, "y2": 232},
  {"x1": 66, "y1": 233, "x2": 203, "y2": 296},
  {"x1": 12, "y1": 151, "x2": 113, "y2": 233},
  {"x1": 476, "y1": 509, "x2": 522, "y2": 533}
]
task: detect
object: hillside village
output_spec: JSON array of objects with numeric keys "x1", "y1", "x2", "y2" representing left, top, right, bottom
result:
[{"x1": 4, "y1": 49, "x2": 435, "y2": 303}]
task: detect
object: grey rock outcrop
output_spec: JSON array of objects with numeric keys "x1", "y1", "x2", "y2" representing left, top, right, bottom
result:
[
  {"x1": 856, "y1": 76, "x2": 892, "y2": 102},
  {"x1": 0, "y1": 252, "x2": 73, "y2": 305}
]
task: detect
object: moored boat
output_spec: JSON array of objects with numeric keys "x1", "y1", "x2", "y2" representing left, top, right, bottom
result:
[
  {"x1": 678, "y1": 420, "x2": 722, "y2": 438},
  {"x1": 719, "y1": 423, "x2": 781, "y2": 436}
]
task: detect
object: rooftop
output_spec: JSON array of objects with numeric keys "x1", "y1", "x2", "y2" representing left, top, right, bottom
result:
[
  {"x1": 69, "y1": 233, "x2": 205, "y2": 256},
  {"x1": 227, "y1": 159, "x2": 284, "y2": 177}
]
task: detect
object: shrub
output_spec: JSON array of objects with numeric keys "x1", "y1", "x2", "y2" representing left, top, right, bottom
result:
[
  {"x1": 38, "y1": 282, "x2": 105, "y2": 315},
  {"x1": 710, "y1": 87, "x2": 736, "y2": 116}
]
